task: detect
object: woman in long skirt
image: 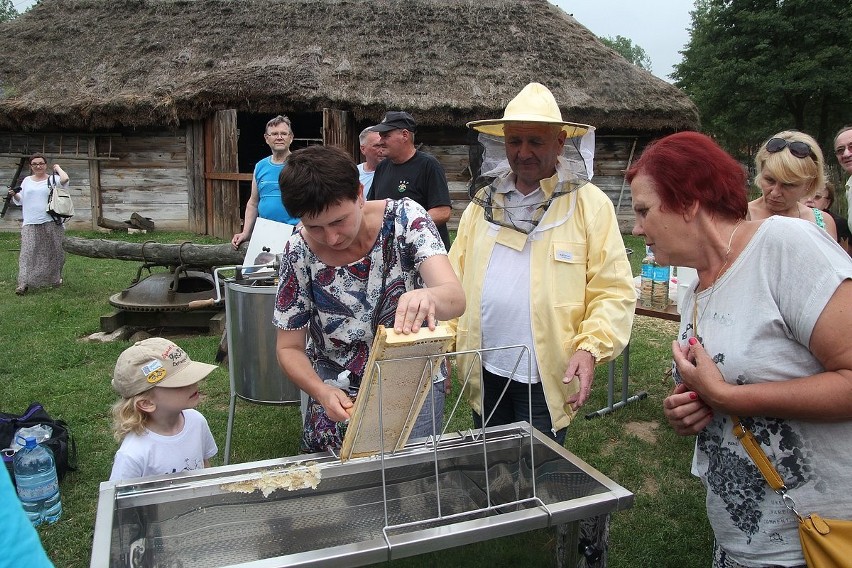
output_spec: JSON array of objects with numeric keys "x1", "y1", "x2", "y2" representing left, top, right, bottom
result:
[{"x1": 7, "y1": 153, "x2": 69, "y2": 295}]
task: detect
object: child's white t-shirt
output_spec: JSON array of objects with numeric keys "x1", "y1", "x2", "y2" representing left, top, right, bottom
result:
[{"x1": 109, "y1": 409, "x2": 217, "y2": 481}]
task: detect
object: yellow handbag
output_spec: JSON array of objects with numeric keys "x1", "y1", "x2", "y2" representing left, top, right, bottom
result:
[{"x1": 732, "y1": 416, "x2": 852, "y2": 568}]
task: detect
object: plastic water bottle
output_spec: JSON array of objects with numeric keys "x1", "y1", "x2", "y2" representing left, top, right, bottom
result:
[
  {"x1": 13, "y1": 436, "x2": 62, "y2": 526},
  {"x1": 640, "y1": 246, "x2": 670, "y2": 309}
]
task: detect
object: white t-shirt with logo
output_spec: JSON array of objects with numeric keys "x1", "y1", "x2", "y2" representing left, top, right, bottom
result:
[{"x1": 109, "y1": 409, "x2": 217, "y2": 481}]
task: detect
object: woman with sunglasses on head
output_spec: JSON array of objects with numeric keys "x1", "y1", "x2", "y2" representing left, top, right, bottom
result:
[
  {"x1": 629, "y1": 131, "x2": 852, "y2": 568},
  {"x1": 6, "y1": 153, "x2": 70, "y2": 295},
  {"x1": 747, "y1": 130, "x2": 838, "y2": 240}
]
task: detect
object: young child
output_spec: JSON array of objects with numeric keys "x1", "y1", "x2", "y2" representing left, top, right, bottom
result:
[{"x1": 109, "y1": 337, "x2": 218, "y2": 481}]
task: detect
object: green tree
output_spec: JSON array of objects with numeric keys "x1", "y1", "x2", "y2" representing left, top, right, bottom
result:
[
  {"x1": 0, "y1": 0, "x2": 18, "y2": 22},
  {"x1": 673, "y1": 0, "x2": 852, "y2": 160},
  {"x1": 600, "y1": 35, "x2": 652, "y2": 72}
]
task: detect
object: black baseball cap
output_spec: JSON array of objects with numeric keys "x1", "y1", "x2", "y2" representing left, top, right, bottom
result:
[{"x1": 369, "y1": 111, "x2": 417, "y2": 133}]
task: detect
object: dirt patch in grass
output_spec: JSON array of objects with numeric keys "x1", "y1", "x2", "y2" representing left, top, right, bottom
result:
[
  {"x1": 633, "y1": 315, "x2": 680, "y2": 337},
  {"x1": 624, "y1": 420, "x2": 659, "y2": 444},
  {"x1": 641, "y1": 475, "x2": 660, "y2": 496}
]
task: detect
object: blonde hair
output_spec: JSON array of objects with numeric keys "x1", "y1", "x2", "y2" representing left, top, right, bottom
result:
[
  {"x1": 111, "y1": 394, "x2": 151, "y2": 441},
  {"x1": 755, "y1": 130, "x2": 825, "y2": 197}
]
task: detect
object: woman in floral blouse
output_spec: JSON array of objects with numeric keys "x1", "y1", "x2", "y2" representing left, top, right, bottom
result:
[{"x1": 273, "y1": 145, "x2": 465, "y2": 453}]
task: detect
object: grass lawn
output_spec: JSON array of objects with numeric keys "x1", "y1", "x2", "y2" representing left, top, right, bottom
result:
[{"x1": 0, "y1": 230, "x2": 712, "y2": 567}]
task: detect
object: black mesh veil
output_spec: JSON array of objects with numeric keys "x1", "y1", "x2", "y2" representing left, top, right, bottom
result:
[{"x1": 467, "y1": 129, "x2": 596, "y2": 234}]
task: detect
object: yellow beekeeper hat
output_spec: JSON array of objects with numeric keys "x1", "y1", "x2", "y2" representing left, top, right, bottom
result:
[{"x1": 467, "y1": 82, "x2": 591, "y2": 138}]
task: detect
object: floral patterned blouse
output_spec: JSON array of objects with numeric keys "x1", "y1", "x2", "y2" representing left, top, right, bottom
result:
[{"x1": 272, "y1": 198, "x2": 446, "y2": 383}]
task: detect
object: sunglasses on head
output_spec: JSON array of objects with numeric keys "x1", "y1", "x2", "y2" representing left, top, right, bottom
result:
[{"x1": 765, "y1": 137, "x2": 816, "y2": 160}]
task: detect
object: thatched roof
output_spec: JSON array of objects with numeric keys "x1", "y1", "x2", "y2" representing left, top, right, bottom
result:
[{"x1": 0, "y1": 0, "x2": 699, "y2": 132}]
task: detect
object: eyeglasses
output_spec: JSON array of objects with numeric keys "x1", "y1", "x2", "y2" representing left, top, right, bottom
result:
[
  {"x1": 836, "y1": 143, "x2": 852, "y2": 157},
  {"x1": 265, "y1": 132, "x2": 291, "y2": 138},
  {"x1": 766, "y1": 137, "x2": 816, "y2": 160},
  {"x1": 30, "y1": 162, "x2": 46, "y2": 166}
]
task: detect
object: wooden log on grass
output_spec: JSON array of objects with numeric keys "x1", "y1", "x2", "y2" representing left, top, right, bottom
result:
[
  {"x1": 97, "y1": 217, "x2": 133, "y2": 231},
  {"x1": 63, "y1": 236, "x2": 247, "y2": 267},
  {"x1": 97, "y1": 213, "x2": 156, "y2": 231}
]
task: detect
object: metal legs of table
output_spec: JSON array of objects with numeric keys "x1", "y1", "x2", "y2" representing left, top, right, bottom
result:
[{"x1": 585, "y1": 344, "x2": 647, "y2": 419}]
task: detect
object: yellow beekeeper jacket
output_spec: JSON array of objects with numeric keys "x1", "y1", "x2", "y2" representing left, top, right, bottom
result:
[{"x1": 448, "y1": 165, "x2": 636, "y2": 432}]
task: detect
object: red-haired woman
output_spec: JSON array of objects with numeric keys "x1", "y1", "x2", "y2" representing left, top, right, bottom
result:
[{"x1": 627, "y1": 131, "x2": 852, "y2": 568}]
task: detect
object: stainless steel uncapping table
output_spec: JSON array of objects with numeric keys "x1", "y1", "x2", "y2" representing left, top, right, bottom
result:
[{"x1": 91, "y1": 423, "x2": 633, "y2": 567}]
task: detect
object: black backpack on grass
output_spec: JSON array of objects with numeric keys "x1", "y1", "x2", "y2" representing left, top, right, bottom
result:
[{"x1": 1, "y1": 402, "x2": 77, "y2": 485}]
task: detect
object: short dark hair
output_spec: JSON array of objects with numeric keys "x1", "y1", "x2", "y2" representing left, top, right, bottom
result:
[
  {"x1": 626, "y1": 131, "x2": 748, "y2": 221},
  {"x1": 279, "y1": 145, "x2": 359, "y2": 218},
  {"x1": 29, "y1": 152, "x2": 46, "y2": 164}
]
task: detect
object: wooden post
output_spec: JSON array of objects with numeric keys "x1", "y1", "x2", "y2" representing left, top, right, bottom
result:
[
  {"x1": 206, "y1": 110, "x2": 239, "y2": 239},
  {"x1": 88, "y1": 136, "x2": 101, "y2": 229},
  {"x1": 323, "y1": 108, "x2": 356, "y2": 161},
  {"x1": 186, "y1": 121, "x2": 206, "y2": 234}
]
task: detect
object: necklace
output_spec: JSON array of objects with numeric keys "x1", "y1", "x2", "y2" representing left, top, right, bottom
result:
[{"x1": 691, "y1": 219, "x2": 744, "y2": 339}]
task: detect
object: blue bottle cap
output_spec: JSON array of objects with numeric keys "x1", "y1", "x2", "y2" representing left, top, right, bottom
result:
[{"x1": 15, "y1": 435, "x2": 38, "y2": 449}]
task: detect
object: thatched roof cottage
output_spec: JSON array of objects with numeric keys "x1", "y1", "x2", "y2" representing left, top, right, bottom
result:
[{"x1": 0, "y1": 0, "x2": 699, "y2": 236}]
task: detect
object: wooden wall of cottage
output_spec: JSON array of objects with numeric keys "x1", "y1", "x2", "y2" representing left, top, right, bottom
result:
[
  {"x1": 1, "y1": 125, "x2": 649, "y2": 237},
  {"x1": 0, "y1": 129, "x2": 202, "y2": 233}
]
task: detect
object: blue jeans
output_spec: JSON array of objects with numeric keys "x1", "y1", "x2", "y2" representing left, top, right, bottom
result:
[
  {"x1": 409, "y1": 382, "x2": 446, "y2": 439},
  {"x1": 472, "y1": 367, "x2": 567, "y2": 445}
]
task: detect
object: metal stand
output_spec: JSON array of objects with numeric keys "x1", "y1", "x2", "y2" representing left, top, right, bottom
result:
[
  {"x1": 217, "y1": 266, "x2": 301, "y2": 465},
  {"x1": 585, "y1": 344, "x2": 648, "y2": 419},
  {"x1": 92, "y1": 343, "x2": 635, "y2": 568}
]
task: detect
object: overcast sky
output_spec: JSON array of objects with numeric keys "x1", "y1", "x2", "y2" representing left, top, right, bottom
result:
[
  {"x1": 556, "y1": 0, "x2": 695, "y2": 82},
  {"x1": 12, "y1": 0, "x2": 694, "y2": 82}
]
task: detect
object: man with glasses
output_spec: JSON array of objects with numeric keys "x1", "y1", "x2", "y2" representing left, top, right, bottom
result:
[
  {"x1": 231, "y1": 115, "x2": 299, "y2": 249},
  {"x1": 834, "y1": 125, "x2": 852, "y2": 234}
]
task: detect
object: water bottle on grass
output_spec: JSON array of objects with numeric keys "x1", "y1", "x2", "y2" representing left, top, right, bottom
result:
[{"x1": 13, "y1": 435, "x2": 62, "y2": 526}]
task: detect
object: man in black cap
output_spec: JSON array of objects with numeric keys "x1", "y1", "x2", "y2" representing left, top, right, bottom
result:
[{"x1": 368, "y1": 111, "x2": 452, "y2": 251}]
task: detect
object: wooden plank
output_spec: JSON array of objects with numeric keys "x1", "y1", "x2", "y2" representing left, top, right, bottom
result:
[
  {"x1": 186, "y1": 120, "x2": 206, "y2": 234},
  {"x1": 0, "y1": 153, "x2": 119, "y2": 161},
  {"x1": 209, "y1": 110, "x2": 239, "y2": 239},
  {"x1": 204, "y1": 117, "x2": 215, "y2": 236},
  {"x1": 101, "y1": 189, "x2": 187, "y2": 205},
  {"x1": 99, "y1": 172, "x2": 189, "y2": 189},
  {"x1": 421, "y1": 144, "x2": 471, "y2": 182},
  {"x1": 323, "y1": 108, "x2": 356, "y2": 160},
  {"x1": 204, "y1": 172, "x2": 253, "y2": 181},
  {"x1": 340, "y1": 325, "x2": 454, "y2": 462},
  {"x1": 88, "y1": 137, "x2": 101, "y2": 229}
]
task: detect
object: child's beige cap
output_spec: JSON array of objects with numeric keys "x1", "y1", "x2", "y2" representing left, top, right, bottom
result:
[{"x1": 112, "y1": 337, "x2": 217, "y2": 397}]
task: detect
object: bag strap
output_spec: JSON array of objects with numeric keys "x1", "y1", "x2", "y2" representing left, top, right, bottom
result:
[
  {"x1": 46, "y1": 173, "x2": 66, "y2": 225},
  {"x1": 732, "y1": 415, "x2": 806, "y2": 519},
  {"x1": 731, "y1": 415, "x2": 786, "y2": 491}
]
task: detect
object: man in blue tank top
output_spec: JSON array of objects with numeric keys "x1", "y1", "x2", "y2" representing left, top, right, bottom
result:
[{"x1": 231, "y1": 115, "x2": 300, "y2": 249}]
